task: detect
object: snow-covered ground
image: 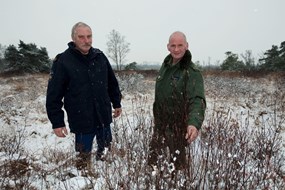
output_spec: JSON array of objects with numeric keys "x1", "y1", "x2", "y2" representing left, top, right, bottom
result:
[{"x1": 0, "y1": 72, "x2": 284, "y2": 189}]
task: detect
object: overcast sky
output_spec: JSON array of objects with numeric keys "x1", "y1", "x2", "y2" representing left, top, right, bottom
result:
[{"x1": 0, "y1": 0, "x2": 284, "y2": 65}]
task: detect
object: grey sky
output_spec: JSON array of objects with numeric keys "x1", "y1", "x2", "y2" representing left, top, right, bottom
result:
[{"x1": 0, "y1": 0, "x2": 284, "y2": 65}]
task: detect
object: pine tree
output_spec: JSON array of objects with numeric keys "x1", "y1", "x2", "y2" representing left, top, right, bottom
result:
[{"x1": 4, "y1": 40, "x2": 51, "y2": 73}]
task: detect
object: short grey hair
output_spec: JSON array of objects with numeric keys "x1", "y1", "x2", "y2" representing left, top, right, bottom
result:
[{"x1": 71, "y1": 22, "x2": 92, "y2": 38}]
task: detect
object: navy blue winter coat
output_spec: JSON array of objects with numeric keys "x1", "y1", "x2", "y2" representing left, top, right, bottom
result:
[{"x1": 46, "y1": 42, "x2": 122, "y2": 134}]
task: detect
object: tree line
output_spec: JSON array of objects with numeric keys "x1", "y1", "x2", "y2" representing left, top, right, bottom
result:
[
  {"x1": 0, "y1": 30, "x2": 131, "y2": 74},
  {"x1": 218, "y1": 41, "x2": 285, "y2": 72},
  {"x1": 0, "y1": 32, "x2": 284, "y2": 74}
]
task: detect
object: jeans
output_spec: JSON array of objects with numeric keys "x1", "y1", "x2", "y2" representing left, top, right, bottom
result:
[{"x1": 75, "y1": 126, "x2": 112, "y2": 154}]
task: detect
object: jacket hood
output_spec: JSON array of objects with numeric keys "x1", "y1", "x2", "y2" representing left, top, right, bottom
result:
[{"x1": 163, "y1": 50, "x2": 193, "y2": 70}]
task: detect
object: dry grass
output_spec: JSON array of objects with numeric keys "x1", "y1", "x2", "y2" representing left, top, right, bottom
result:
[{"x1": 0, "y1": 71, "x2": 284, "y2": 189}]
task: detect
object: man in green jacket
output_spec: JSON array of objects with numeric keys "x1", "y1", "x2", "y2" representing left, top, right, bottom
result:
[{"x1": 148, "y1": 31, "x2": 206, "y2": 170}]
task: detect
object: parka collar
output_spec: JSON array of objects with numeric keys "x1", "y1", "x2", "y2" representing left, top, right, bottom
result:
[
  {"x1": 163, "y1": 50, "x2": 192, "y2": 69},
  {"x1": 67, "y1": 42, "x2": 102, "y2": 59}
]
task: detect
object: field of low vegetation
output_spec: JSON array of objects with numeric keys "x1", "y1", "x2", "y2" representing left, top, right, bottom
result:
[{"x1": 0, "y1": 70, "x2": 284, "y2": 189}]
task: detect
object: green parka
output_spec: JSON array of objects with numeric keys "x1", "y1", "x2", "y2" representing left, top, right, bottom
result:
[{"x1": 153, "y1": 50, "x2": 206, "y2": 132}]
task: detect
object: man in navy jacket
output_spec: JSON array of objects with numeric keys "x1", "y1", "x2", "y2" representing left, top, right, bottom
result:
[{"x1": 46, "y1": 22, "x2": 122, "y2": 168}]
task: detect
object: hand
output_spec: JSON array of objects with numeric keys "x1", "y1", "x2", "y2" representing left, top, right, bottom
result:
[
  {"x1": 113, "y1": 108, "x2": 122, "y2": 118},
  {"x1": 185, "y1": 125, "x2": 199, "y2": 143},
  {"x1": 53, "y1": 127, "x2": 68, "y2": 137}
]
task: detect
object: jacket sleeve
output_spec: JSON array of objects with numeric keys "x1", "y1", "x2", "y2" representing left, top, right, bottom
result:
[
  {"x1": 187, "y1": 71, "x2": 206, "y2": 130},
  {"x1": 105, "y1": 56, "x2": 122, "y2": 109},
  {"x1": 46, "y1": 56, "x2": 68, "y2": 129}
]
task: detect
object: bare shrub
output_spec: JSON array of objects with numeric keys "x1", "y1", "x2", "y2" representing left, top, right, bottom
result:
[
  {"x1": 0, "y1": 72, "x2": 284, "y2": 189},
  {"x1": 98, "y1": 94, "x2": 154, "y2": 189},
  {"x1": 197, "y1": 110, "x2": 284, "y2": 189},
  {"x1": 0, "y1": 124, "x2": 37, "y2": 189},
  {"x1": 115, "y1": 72, "x2": 148, "y2": 94}
]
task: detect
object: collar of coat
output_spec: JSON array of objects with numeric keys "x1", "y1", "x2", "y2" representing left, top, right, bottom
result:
[
  {"x1": 163, "y1": 50, "x2": 193, "y2": 70},
  {"x1": 68, "y1": 41, "x2": 102, "y2": 59}
]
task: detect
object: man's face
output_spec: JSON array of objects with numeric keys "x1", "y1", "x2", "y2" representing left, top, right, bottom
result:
[
  {"x1": 167, "y1": 34, "x2": 188, "y2": 63},
  {"x1": 72, "y1": 26, "x2": 92, "y2": 55}
]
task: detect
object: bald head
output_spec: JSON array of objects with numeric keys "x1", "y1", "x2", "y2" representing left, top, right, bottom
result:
[
  {"x1": 167, "y1": 31, "x2": 189, "y2": 64},
  {"x1": 169, "y1": 31, "x2": 187, "y2": 43}
]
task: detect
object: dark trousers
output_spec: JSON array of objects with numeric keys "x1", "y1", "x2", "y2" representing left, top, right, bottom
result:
[
  {"x1": 75, "y1": 126, "x2": 112, "y2": 154},
  {"x1": 148, "y1": 128, "x2": 187, "y2": 170}
]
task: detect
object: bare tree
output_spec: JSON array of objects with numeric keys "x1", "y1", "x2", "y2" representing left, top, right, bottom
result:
[
  {"x1": 0, "y1": 43, "x2": 7, "y2": 59},
  {"x1": 241, "y1": 50, "x2": 255, "y2": 70},
  {"x1": 106, "y1": 29, "x2": 130, "y2": 70}
]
